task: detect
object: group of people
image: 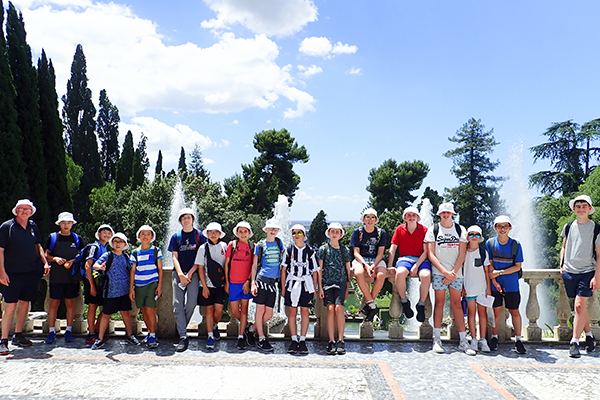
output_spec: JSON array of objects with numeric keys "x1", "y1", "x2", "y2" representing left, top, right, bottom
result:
[{"x1": 0, "y1": 194, "x2": 599, "y2": 359}]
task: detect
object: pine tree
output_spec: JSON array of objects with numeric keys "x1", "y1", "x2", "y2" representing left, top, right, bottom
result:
[
  {"x1": 308, "y1": 210, "x2": 328, "y2": 247},
  {"x1": 131, "y1": 134, "x2": 149, "y2": 189},
  {"x1": 97, "y1": 89, "x2": 120, "y2": 182},
  {"x1": 178, "y1": 146, "x2": 187, "y2": 173},
  {"x1": 155, "y1": 150, "x2": 163, "y2": 178},
  {"x1": 116, "y1": 130, "x2": 134, "y2": 190},
  {"x1": 189, "y1": 143, "x2": 210, "y2": 181}
]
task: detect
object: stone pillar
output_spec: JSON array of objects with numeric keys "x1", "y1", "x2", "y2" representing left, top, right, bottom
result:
[
  {"x1": 388, "y1": 276, "x2": 403, "y2": 339},
  {"x1": 496, "y1": 306, "x2": 512, "y2": 341},
  {"x1": 524, "y1": 277, "x2": 542, "y2": 341},
  {"x1": 227, "y1": 314, "x2": 239, "y2": 337},
  {"x1": 129, "y1": 302, "x2": 143, "y2": 335},
  {"x1": 42, "y1": 276, "x2": 60, "y2": 333},
  {"x1": 72, "y1": 290, "x2": 87, "y2": 334},
  {"x1": 554, "y1": 281, "x2": 572, "y2": 341},
  {"x1": 313, "y1": 297, "x2": 327, "y2": 340},
  {"x1": 198, "y1": 306, "x2": 208, "y2": 337},
  {"x1": 418, "y1": 291, "x2": 433, "y2": 339},
  {"x1": 156, "y1": 266, "x2": 176, "y2": 338},
  {"x1": 283, "y1": 305, "x2": 292, "y2": 338},
  {"x1": 588, "y1": 291, "x2": 600, "y2": 338}
]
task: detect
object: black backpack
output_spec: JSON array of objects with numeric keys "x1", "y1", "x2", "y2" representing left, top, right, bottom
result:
[
  {"x1": 205, "y1": 243, "x2": 226, "y2": 288},
  {"x1": 95, "y1": 252, "x2": 115, "y2": 298},
  {"x1": 563, "y1": 220, "x2": 600, "y2": 264},
  {"x1": 486, "y1": 238, "x2": 522, "y2": 278}
]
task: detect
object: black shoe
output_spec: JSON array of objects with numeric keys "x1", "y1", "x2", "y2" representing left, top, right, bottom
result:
[
  {"x1": 570, "y1": 342, "x2": 581, "y2": 358},
  {"x1": 288, "y1": 340, "x2": 299, "y2": 354},
  {"x1": 401, "y1": 299, "x2": 414, "y2": 319},
  {"x1": 176, "y1": 337, "x2": 188, "y2": 352},
  {"x1": 586, "y1": 335, "x2": 596, "y2": 352},
  {"x1": 245, "y1": 324, "x2": 256, "y2": 347},
  {"x1": 514, "y1": 340, "x2": 526, "y2": 354},
  {"x1": 360, "y1": 303, "x2": 370, "y2": 317},
  {"x1": 336, "y1": 340, "x2": 346, "y2": 355},
  {"x1": 213, "y1": 325, "x2": 221, "y2": 341},
  {"x1": 298, "y1": 340, "x2": 308, "y2": 354},
  {"x1": 489, "y1": 337, "x2": 498, "y2": 351},
  {"x1": 366, "y1": 306, "x2": 379, "y2": 322},
  {"x1": 416, "y1": 304, "x2": 426, "y2": 323},
  {"x1": 236, "y1": 337, "x2": 246, "y2": 350},
  {"x1": 326, "y1": 341, "x2": 336, "y2": 355},
  {"x1": 12, "y1": 334, "x2": 32, "y2": 348},
  {"x1": 257, "y1": 338, "x2": 274, "y2": 352}
]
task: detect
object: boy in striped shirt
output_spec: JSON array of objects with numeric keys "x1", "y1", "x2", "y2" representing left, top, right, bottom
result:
[{"x1": 130, "y1": 225, "x2": 163, "y2": 349}]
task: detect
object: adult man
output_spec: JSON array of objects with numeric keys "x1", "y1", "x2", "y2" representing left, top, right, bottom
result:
[{"x1": 0, "y1": 200, "x2": 50, "y2": 355}]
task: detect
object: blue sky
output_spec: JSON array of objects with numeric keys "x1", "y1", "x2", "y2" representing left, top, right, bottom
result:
[{"x1": 8, "y1": 0, "x2": 600, "y2": 221}]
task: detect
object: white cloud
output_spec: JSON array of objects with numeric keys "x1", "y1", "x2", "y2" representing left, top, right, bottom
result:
[
  {"x1": 13, "y1": 0, "x2": 315, "y2": 118},
  {"x1": 232, "y1": 119, "x2": 239, "y2": 124},
  {"x1": 204, "y1": 158, "x2": 215, "y2": 165},
  {"x1": 201, "y1": 0, "x2": 318, "y2": 37},
  {"x1": 346, "y1": 67, "x2": 362, "y2": 75},
  {"x1": 296, "y1": 191, "x2": 324, "y2": 203},
  {"x1": 221, "y1": 139, "x2": 230, "y2": 147},
  {"x1": 298, "y1": 64, "x2": 322, "y2": 78},
  {"x1": 332, "y1": 41, "x2": 358, "y2": 55},
  {"x1": 327, "y1": 194, "x2": 366, "y2": 203},
  {"x1": 299, "y1": 37, "x2": 357, "y2": 58}
]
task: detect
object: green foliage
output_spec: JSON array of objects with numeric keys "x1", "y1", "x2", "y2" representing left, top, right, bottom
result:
[
  {"x1": 131, "y1": 134, "x2": 149, "y2": 189},
  {"x1": 367, "y1": 159, "x2": 429, "y2": 214},
  {"x1": 420, "y1": 186, "x2": 443, "y2": 223},
  {"x1": 308, "y1": 210, "x2": 328, "y2": 247},
  {"x1": 155, "y1": 150, "x2": 163, "y2": 178},
  {"x1": 97, "y1": 89, "x2": 120, "y2": 182},
  {"x1": 178, "y1": 146, "x2": 187, "y2": 179},
  {"x1": 189, "y1": 143, "x2": 210, "y2": 181},
  {"x1": 377, "y1": 209, "x2": 405, "y2": 261},
  {"x1": 533, "y1": 195, "x2": 570, "y2": 269},
  {"x1": 115, "y1": 130, "x2": 134, "y2": 191}
]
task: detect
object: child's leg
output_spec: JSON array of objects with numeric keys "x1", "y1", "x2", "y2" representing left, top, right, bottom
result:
[
  {"x1": 433, "y1": 289, "x2": 446, "y2": 328},
  {"x1": 491, "y1": 307, "x2": 502, "y2": 336},
  {"x1": 121, "y1": 310, "x2": 133, "y2": 336},
  {"x1": 288, "y1": 306, "x2": 298, "y2": 337},
  {"x1": 573, "y1": 295, "x2": 591, "y2": 339},
  {"x1": 205, "y1": 305, "x2": 214, "y2": 335},
  {"x1": 335, "y1": 304, "x2": 345, "y2": 342},
  {"x1": 394, "y1": 268, "x2": 410, "y2": 298},
  {"x1": 326, "y1": 304, "x2": 335, "y2": 341},
  {"x1": 466, "y1": 299, "x2": 477, "y2": 338},
  {"x1": 239, "y1": 299, "x2": 249, "y2": 336},
  {"x1": 142, "y1": 307, "x2": 157, "y2": 334},
  {"x1": 87, "y1": 304, "x2": 98, "y2": 333},
  {"x1": 508, "y1": 308, "x2": 522, "y2": 337},
  {"x1": 229, "y1": 300, "x2": 241, "y2": 320},
  {"x1": 65, "y1": 298, "x2": 76, "y2": 328},
  {"x1": 371, "y1": 267, "x2": 387, "y2": 299},
  {"x1": 477, "y1": 303, "x2": 487, "y2": 339},
  {"x1": 213, "y1": 304, "x2": 223, "y2": 328},
  {"x1": 299, "y1": 307, "x2": 310, "y2": 337},
  {"x1": 352, "y1": 261, "x2": 374, "y2": 302},
  {"x1": 47, "y1": 298, "x2": 61, "y2": 330},
  {"x1": 418, "y1": 269, "x2": 431, "y2": 302},
  {"x1": 255, "y1": 304, "x2": 266, "y2": 337},
  {"x1": 97, "y1": 313, "x2": 110, "y2": 339},
  {"x1": 449, "y1": 287, "x2": 466, "y2": 332}
]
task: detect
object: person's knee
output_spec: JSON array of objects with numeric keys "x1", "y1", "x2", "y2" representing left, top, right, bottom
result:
[{"x1": 574, "y1": 297, "x2": 588, "y2": 314}]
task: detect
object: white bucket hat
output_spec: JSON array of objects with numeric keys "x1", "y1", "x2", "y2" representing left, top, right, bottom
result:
[
  {"x1": 234, "y1": 221, "x2": 253, "y2": 238},
  {"x1": 325, "y1": 222, "x2": 345, "y2": 238},
  {"x1": 403, "y1": 206, "x2": 421, "y2": 221},
  {"x1": 136, "y1": 225, "x2": 156, "y2": 242},
  {"x1": 467, "y1": 225, "x2": 484, "y2": 243},
  {"x1": 263, "y1": 219, "x2": 281, "y2": 232},
  {"x1": 361, "y1": 207, "x2": 378, "y2": 223},
  {"x1": 95, "y1": 224, "x2": 115, "y2": 240},
  {"x1": 55, "y1": 212, "x2": 76, "y2": 225},
  {"x1": 177, "y1": 207, "x2": 196, "y2": 222},
  {"x1": 110, "y1": 232, "x2": 128, "y2": 250},
  {"x1": 12, "y1": 199, "x2": 36, "y2": 216},
  {"x1": 290, "y1": 223, "x2": 307, "y2": 236},
  {"x1": 203, "y1": 222, "x2": 226, "y2": 239},
  {"x1": 569, "y1": 194, "x2": 595, "y2": 215},
  {"x1": 437, "y1": 203, "x2": 455, "y2": 216},
  {"x1": 493, "y1": 215, "x2": 512, "y2": 227}
]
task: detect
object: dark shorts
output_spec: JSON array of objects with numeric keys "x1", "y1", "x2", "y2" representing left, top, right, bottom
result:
[
  {"x1": 284, "y1": 287, "x2": 314, "y2": 308},
  {"x1": 83, "y1": 279, "x2": 103, "y2": 305},
  {"x1": 396, "y1": 259, "x2": 432, "y2": 272},
  {"x1": 49, "y1": 282, "x2": 80, "y2": 300},
  {"x1": 229, "y1": 282, "x2": 253, "y2": 302},
  {"x1": 197, "y1": 286, "x2": 226, "y2": 306},
  {"x1": 0, "y1": 272, "x2": 40, "y2": 303},
  {"x1": 562, "y1": 270, "x2": 595, "y2": 298},
  {"x1": 135, "y1": 281, "x2": 158, "y2": 309},
  {"x1": 102, "y1": 294, "x2": 132, "y2": 315},
  {"x1": 492, "y1": 290, "x2": 521, "y2": 310},
  {"x1": 324, "y1": 282, "x2": 347, "y2": 306},
  {"x1": 254, "y1": 276, "x2": 278, "y2": 308}
]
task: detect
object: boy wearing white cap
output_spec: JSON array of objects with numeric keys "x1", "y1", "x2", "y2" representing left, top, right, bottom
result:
[
  {"x1": 194, "y1": 222, "x2": 228, "y2": 350},
  {"x1": 350, "y1": 208, "x2": 387, "y2": 322},
  {"x1": 225, "y1": 221, "x2": 255, "y2": 350},
  {"x1": 44, "y1": 212, "x2": 86, "y2": 344},
  {"x1": 130, "y1": 225, "x2": 163, "y2": 349},
  {"x1": 560, "y1": 195, "x2": 600, "y2": 358}
]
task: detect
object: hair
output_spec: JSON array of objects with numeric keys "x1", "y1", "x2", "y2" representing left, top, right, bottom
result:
[
  {"x1": 574, "y1": 200, "x2": 591, "y2": 206},
  {"x1": 179, "y1": 213, "x2": 195, "y2": 223}
]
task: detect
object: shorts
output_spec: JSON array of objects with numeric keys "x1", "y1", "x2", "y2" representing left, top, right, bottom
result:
[
  {"x1": 49, "y1": 282, "x2": 80, "y2": 300},
  {"x1": 562, "y1": 270, "x2": 595, "y2": 298},
  {"x1": 464, "y1": 295, "x2": 477, "y2": 302},
  {"x1": 228, "y1": 282, "x2": 253, "y2": 302},
  {"x1": 351, "y1": 259, "x2": 386, "y2": 271},
  {"x1": 284, "y1": 287, "x2": 314, "y2": 308},
  {"x1": 492, "y1": 291, "x2": 521, "y2": 310},
  {"x1": 83, "y1": 279, "x2": 103, "y2": 305},
  {"x1": 254, "y1": 276, "x2": 278, "y2": 308},
  {"x1": 323, "y1": 282, "x2": 347, "y2": 306},
  {"x1": 432, "y1": 274, "x2": 464, "y2": 291},
  {"x1": 135, "y1": 281, "x2": 158, "y2": 309},
  {"x1": 396, "y1": 259, "x2": 432, "y2": 272},
  {"x1": 0, "y1": 272, "x2": 40, "y2": 303},
  {"x1": 197, "y1": 286, "x2": 226, "y2": 306},
  {"x1": 102, "y1": 294, "x2": 132, "y2": 315}
]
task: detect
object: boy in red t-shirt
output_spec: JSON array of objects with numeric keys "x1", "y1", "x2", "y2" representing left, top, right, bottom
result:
[{"x1": 225, "y1": 221, "x2": 254, "y2": 350}]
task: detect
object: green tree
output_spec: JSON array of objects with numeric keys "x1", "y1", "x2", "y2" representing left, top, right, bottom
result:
[
  {"x1": 131, "y1": 134, "x2": 149, "y2": 189},
  {"x1": 178, "y1": 146, "x2": 187, "y2": 178},
  {"x1": 580, "y1": 118, "x2": 600, "y2": 177},
  {"x1": 444, "y1": 118, "x2": 504, "y2": 232},
  {"x1": 65, "y1": 154, "x2": 82, "y2": 201},
  {"x1": 366, "y1": 159, "x2": 429, "y2": 214},
  {"x1": 115, "y1": 130, "x2": 134, "y2": 191},
  {"x1": 189, "y1": 143, "x2": 210, "y2": 181},
  {"x1": 308, "y1": 210, "x2": 328, "y2": 247},
  {"x1": 155, "y1": 150, "x2": 163, "y2": 178},
  {"x1": 421, "y1": 186, "x2": 443, "y2": 217},
  {"x1": 97, "y1": 89, "x2": 120, "y2": 182}
]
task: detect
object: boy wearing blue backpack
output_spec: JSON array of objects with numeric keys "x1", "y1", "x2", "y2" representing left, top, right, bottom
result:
[{"x1": 44, "y1": 212, "x2": 86, "y2": 344}]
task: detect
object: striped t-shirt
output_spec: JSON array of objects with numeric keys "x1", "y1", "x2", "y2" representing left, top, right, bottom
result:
[{"x1": 130, "y1": 246, "x2": 162, "y2": 286}]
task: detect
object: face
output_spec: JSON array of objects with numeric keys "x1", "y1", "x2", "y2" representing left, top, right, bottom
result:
[
  {"x1": 439, "y1": 211, "x2": 454, "y2": 220},
  {"x1": 111, "y1": 238, "x2": 126, "y2": 251},
  {"x1": 179, "y1": 214, "x2": 194, "y2": 228},
  {"x1": 403, "y1": 212, "x2": 419, "y2": 223},
  {"x1": 292, "y1": 230, "x2": 305, "y2": 243},
  {"x1": 99, "y1": 229, "x2": 113, "y2": 242},
  {"x1": 15, "y1": 206, "x2": 33, "y2": 219},
  {"x1": 467, "y1": 231, "x2": 481, "y2": 243},
  {"x1": 59, "y1": 221, "x2": 73, "y2": 232},
  {"x1": 138, "y1": 230, "x2": 154, "y2": 244},
  {"x1": 494, "y1": 223, "x2": 511, "y2": 235},
  {"x1": 328, "y1": 228, "x2": 343, "y2": 240},
  {"x1": 236, "y1": 227, "x2": 250, "y2": 241},
  {"x1": 265, "y1": 227, "x2": 279, "y2": 237},
  {"x1": 207, "y1": 230, "x2": 221, "y2": 243},
  {"x1": 574, "y1": 201, "x2": 591, "y2": 216},
  {"x1": 363, "y1": 214, "x2": 377, "y2": 226}
]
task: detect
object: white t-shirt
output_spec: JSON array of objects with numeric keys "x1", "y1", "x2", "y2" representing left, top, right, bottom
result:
[
  {"x1": 195, "y1": 241, "x2": 227, "y2": 288},
  {"x1": 463, "y1": 247, "x2": 490, "y2": 297},
  {"x1": 424, "y1": 223, "x2": 467, "y2": 277},
  {"x1": 561, "y1": 220, "x2": 600, "y2": 274}
]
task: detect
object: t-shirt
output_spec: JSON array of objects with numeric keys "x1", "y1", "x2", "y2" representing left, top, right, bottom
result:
[
  {"x1": 390, "y1": 224, "x2": 427, "y2": 257},
  {"x1": 168, "y1": 229, "x2": 206, "y2": 273},
  {"x1": 254, "y1": 239, "x2": 282, "y2": 279},
  {"x1": 195, "y1": 241, "x2": 227, "y2": 288},
  {"x1": 96, "y1": 252, "x2": 131, "y2": 298},
  {"x1": 486, "y1": 237, "x2": 524, "y2": 293},
  {"x1": 130, "y1": 246, "x2": 162, "y2": 286},
  {"x1": 463, "y1": 247, "x2": 490, "y2": 297},
  {"x1": 83, "y1": 241, "x2": 108, "y2": 280},
  {"x1": 0, "y1": 219, "x2": 42, "y2": 275},
  {"x1": 424, "y1": 222, "x2": 467, "y2": 277},
  {"x1": 350, "y1": 227, "x2": 387, "y2": 261},
  {"x1": 561, "y1": 220, "x2": 600, "y2": 274},
  {"x1": 45, "y1": 232, "x2": 86, "y2": 284},
  {"x1": 226, "y1": 241, "x2": 253, "y2": 284},
  {"x1": 317, "y1": 244, "x2": 350, "y2": 287}
]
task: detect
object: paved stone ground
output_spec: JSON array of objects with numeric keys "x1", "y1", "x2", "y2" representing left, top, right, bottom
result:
[{"x1": 1, "y1": 334, "x2": 600, "y2": 399}]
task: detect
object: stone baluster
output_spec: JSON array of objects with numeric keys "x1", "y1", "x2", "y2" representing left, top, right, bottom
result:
[
  {"x1": 554, "y1": 280, "x2": 572, "y2": 341},
  {"x1": 524, "y1": 276, "x2": 542, "y2": 341},
  {"x1": 418, "y1": 290, "x2": 433, "y2": 339},
  {"x1": 42, "y1": 276, "x2": 59, "y2": 333},
  {"x1": 587, "y1": 291, "x2": 600, "y2": 338},
  {"x1": 227, "y1": 313, "x2": 239, "y2": 338},
  {"x1": 388, "y1": 276, "x2": 403, "y2": 339},
  {"x1": 156, "y1": 268, "x2": 176, "y2": 338}
]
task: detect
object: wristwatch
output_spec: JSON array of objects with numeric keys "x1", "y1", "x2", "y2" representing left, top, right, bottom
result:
[{"x1": 499, "y1": 270, "x2": 504, "y2": 275}]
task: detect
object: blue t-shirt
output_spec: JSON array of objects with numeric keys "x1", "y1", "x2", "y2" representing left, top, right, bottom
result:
[
  {"x1": 254, "y1": 239, "x2": 282, "y2": 279},
  {"x1": 168, "y1": 229, "x2": 206, "y2": 273},
  {"x1": 130, "y1": 246, "x2": 162, "y2": 286},
  {"x1": 350, "y1": 227, "x2": 387, "y2": 260},
  {"x1": 97, "y1": 252, "x2": 131, "y2": 298},
  {"x1": 487, "y1": 237, "x2": 524, "y2": 293}
]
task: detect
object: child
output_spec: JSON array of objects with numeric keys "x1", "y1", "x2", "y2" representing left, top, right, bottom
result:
[
  {"x1": 225, "y1": 221, "x2": 254, "y2": 350},
  {"x1": 44, "y1": 212, "x2": 86, "y2": 344},
  {"x1": 251, "y1": 219, "x2": 284, "y2": 352},
  {"x1": 91, "y1": 233, "x2": 140, "y2": 349},
  {"x1": 168, "y1": 207, "x2": 206, "y2": 352},
  {"x1": 387, "y1": 207, "x2": 431, "y2": 323},
  {"x1": 486, "y1": 215, "x2": 526, "y2": 354},
  {"x1": 463, "y1": 225, "x2": 491, "y2": 353},
  {"x1": 281, "y1": 224, "x2": 319, "y2": 355},
  {"x1": 129, "y1": 225, "x2": 163, "y2": 349},
  {"x1": 350, "y1": 208, "x2": 387, "y2": 322},
  {"x1": 560, "y1": 195, "x2": 600, "y2": 358},
  {"x1": 194, "y1": 222, "x2": 227, "y2": 350},
  {"x1": 318, "y1": 222, "x2": 351, "y2": 355},
  {"x1": 83, "y1": 224, "x2": 114, "y2": 346},
  {"x1": 424, "y1": 202, "x2": 473, "y2": 354}
]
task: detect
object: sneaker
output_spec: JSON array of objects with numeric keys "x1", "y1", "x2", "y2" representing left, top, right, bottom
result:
[
  {"x1": 0, "y1": 341, "x2": 9, "y2": 356},
  {"x1": 176, "y1": 337, "x2": 188, "y2": 352},
  {"x1": 336, "y1": 341, "x2": 346, "y2": 355},
  {"x1": 257, "y1": 338, "x2": 274, "y2": 352},
  {"x1": 141, "y1": 334, "x2": 149, "y2": 344},
  {"x1": 514, "y1": 340, "x2": 526, "y2": 354},
  {"x1": 365, "y1": 306, "x2": 379, "y2": 322},
  {"x1": 479, "y1": 338, "x2": 491, "y2": 353},
  {"x1": 360, "y1": 303, "x2": 370, "y2": 317},
  {"x1": 570, "y1": 342, "x2": 581, "y2": 358},
  {"x1": 12, "y1": 334, "x2": 32, "y2": 347},
  {"x1": 586, "y1": 335, "x2": 596, "y2": 352},
  {"x1": 236, "y1": 337, "x2": 246, "y2": 350},
  {"x1": 326, "y1": 341, "x2": 336, "y2": 355},
  {"x1": 206, "y1": 336, "x2": 215, "y2": 350},
  {"x1": 298, "y1": 340, "x2": 308, "y2": 354},
  {"x1": 401, "y1": 299, "x2": 414, "y2": 319},
  {"x1": 489, "y1": 337, "x2": 499, "y2": 351},
  {"x1": 85, "y1": 333, "x2": 96, "y2": 346},
  {"x1": 64, "y1": 331, "x2": 74, "y2": 343},
  {"x1": 213, "y1": 325, "x2": 221, "y2": 341},
  {"x1": 45, "y1": 332, "x2": 56, "y2": 344},
  {"x1": 91, "y1": 338, "x2": 106, "y2": 350},
  {"x1": 127, "y1": 335, "x2": 141, "y2": 346},
  {"x1": 148, "y1": 336, "x2": 158, "y2": 349},
  {"x1": 460, "y1": 339, "x2": 476, "y2": 356},
  {"x1": 245, "y1": 324, "x2": 256, "y2": 347},
  {"x1": 432, "y1": 340, "x2": 444, "y2": 353},
  {"x1": 470, "y1": 338, "x2": 478, "y2": 353},
  {"x1": 288, "y1": 340, "x2": 299, "y2": 354},
  {"x1": 416, "y1": 304, "x2": 426, "y2": 323}
]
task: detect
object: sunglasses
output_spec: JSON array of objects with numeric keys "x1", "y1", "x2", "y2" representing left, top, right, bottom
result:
[
  {"x1": 468, "y1": 233, "x2": 481, "y2": 238},
  {"x1": 364, "y1": 216, "x2": 377, "y2": 220},
  {"x1": 292, "y1": 231, "x2": 304, "y2": 237}
]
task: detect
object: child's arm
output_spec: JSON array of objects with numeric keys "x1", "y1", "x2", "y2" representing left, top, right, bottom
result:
[
  {"x1": 412, "y1": 243, "x2": 429, "y2": 276},
  {"x1": 317, "y1": 258, "x2": 324, "y2": 299},
  {"x1": 387, "y1": 243, "x2": 398, "y2": 269},
  {"x1": 224, "y1": 255, "x2": 231, "y2": 294},
  {"x1": 156, "y1": 257, "x2": 163, "y2": 298},
  {"x1": 427, "y1": 242, "x2": 452, "y2": 279},
  {"x1": 172, "y1": 251, "x2": 190, "y2": 285},
  {"x1": 280, "y1": 265, "x2": 287, "y2": 298},
  {"x1": 373, "y1": 244, "x2": 386, "y2": 271},
  {"x1": 251, "y1": 254, "x2": 259, "y2": 296},
  {"x1": 559, "y1": 237, "x2": 566, "y2": 273},
  {"x1": 129, "y1": 262, "x2": 137, "y2": 301},
  {"x1": 451, "y1": 241, "x2": 467, "y2": 278},
  {"x1": 197, "y1": 262, "x2": 209, "y2": 298}
]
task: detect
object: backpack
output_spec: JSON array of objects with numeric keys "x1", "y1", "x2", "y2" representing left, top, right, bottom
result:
[
  {"x1": 563, "y1": 220, "x2": 600, "y2": 263},
  {"x1": 358, "y1": 226, "x2": 382, "y2": 245},
  {"x1": 432, "y1": 222, "x2": 462, "y2": 242},
  {"x1": 204, "y1": 243, "x2": 226, "y2": 287},
  {"x1": 175, "y1": 229, "x2": 202, "y2": 247},
  {"x1": 131, "y1": 247, "x2": 160, "y2": 267},
  {"x1": 95, "y1": 252, "x2": 115, "y2": 298},
  {"x1": 48, "y1": 232, "x2": 81, "y2": 252},
  {"x1": 321, "y1": 243, "x2": 350, "y2": 281},
  {"x1": 486, "y1": 237, "x2": 522, "y2": 278},
  {"x1": 231, "y1": 240, "x2": 255, "y2": 259},
  {"x1": 256, "y1": 237, "x2": 284, "y2": 265},
  {"x1": 48, "y1": 232, "x2": 82, "y2": 280},
  {"x1": 71, "y1": 242, "x2": 100, "y2": 282},
  {"x1": 475, "y1": 245, "x2": 487, "y2": 268}
]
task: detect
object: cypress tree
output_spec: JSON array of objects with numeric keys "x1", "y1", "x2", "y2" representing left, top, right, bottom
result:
[
  {"x1": 116, "y1": 130, "x2": 134, "y2": 190},
  {"x1": 155, "y1": 150, "x2": 163, "y2": 178},
  {"x1": 178, "y1": 146, "x2": 187, "y2": 180},
  {"x1": 97, "y1": 89, "x2": 120, "y2": 182},
  {"x1": 131, "y1": 134, "x2": 149, "y2": 189}
]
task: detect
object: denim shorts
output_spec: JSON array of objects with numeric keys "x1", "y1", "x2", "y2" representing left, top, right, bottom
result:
[{"x1": 562, "y1": 270, "x2": 595, "y2": 298}]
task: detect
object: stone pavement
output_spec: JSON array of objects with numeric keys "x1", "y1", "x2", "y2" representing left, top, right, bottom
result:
[{"x1": 1, "y1": 335, "x2": 600, "y2": 400}]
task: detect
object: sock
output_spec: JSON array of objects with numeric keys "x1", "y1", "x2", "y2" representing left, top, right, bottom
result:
[
  {"x1": 208, "y1": 332, "x2": 214, "y2": 339},
  {"x1": 259, "y1": 336, "x2": 266, "y2": 341},
  {"x1": 492, "y1": 334, "x2": 498, "y2": 339},
  {"x1": 238, "y1": 335, "x2": 244, "y2": 339},
  {"x1": 515, "y1": 335, "x2": 522, "y2": 341},
  {"x1": 291, "y1": 335, "x2": 298, "y2": 342},
  {"x1": 249, "y1": 325, "x2": 256, "y2": 332},
  {"x1": 459, "y1": 331, "x2": 466, "y2": 341},
  {"x1": 149, "y1": 332, "x2": 156, "y2": 338},
  {"x1": 400, "y1": 298, "x2": 408, "y2": 304},
  {"x1": 213, "y1": 323, "x2": 218, "y2": 330},
  {"x1": 417, "y1": 301, "x2": 425, "y2": 306},
  {"x1": 433, "y1": 328, "x2": 441, "y2": 341},
  {"x1": 180, "y1": 336, "x2": 187, "y2": 340},
  {"x1": 66, "y1": 326, "x2": 72, "y2": 332},
  {"x1": 300, "y1": 335, "x2": 306, "y2": 342},
  {"x1": 586, "y1": 331, "x2": 593, "y2": 337},
  {"x1": 49, "y1": 327, "x2": 56, "y2": 333},
  {"x1": 571, "y1": 337, "x2": 580, "y2": 345},
  {"x1": 368, "y1": 300, "x2": 376, "y2": 309}
]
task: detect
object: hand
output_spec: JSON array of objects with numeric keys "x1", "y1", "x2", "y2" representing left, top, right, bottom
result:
[
  {"x1": 410, "y1": 265, "x2": 418, "y2": 277},
  {"x1": 0, "y1": 271, "x2": 9, "y2": 286},
  {"x1": 591, "y1": 276, "x2": 600, "y2": 291},
  {"x1": 156, "y1": 286, "x2": 162, "y2": 299},
  {"x1": 486, "y1": 287, "x2": 492, "y2": 297},
  {"x1": 367, "y1": 264, "x2": 375, "y2": 278},
  {"x1": 319, "y1": 288, "x2": 324, "y2": 299},
  {"x1": 494, "y1": 282, "x2": 504, "y2": 293},
  {"x1": 224, "y1": 281, "x2": 229, "y2": 294},
  {"x1": 251, "y1": 281, "x2": 258, "y2": 296},
  {"x1": 387, "y1": 267, "x2": 396, "y2": 276},
  {"x1": 94, "y1": 262, "x2": 106, "y2": 271},
  {"x1": 54, "y1": 257, "x2": 66, "y2": 265},
  {"x1": 129, "y1": 287, "x2": 135, "y2": 301},
  {"x1": 178, "y1": 273, "x2": 191, "y2": 285},
  {"x1": 242, "y1": 281, "x2": 250, "y2": 295},
  {"x1": 202, "y1": 286, "x2": 210, "y2": 299},
  {"x1": 43, "y1": 263, "x2": 50, "y2": 276}
]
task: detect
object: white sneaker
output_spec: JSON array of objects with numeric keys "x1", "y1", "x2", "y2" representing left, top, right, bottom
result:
[
  {"x1": 479, "y1": 338, "x2": 491, "y2": 353},
  {"x1": 432, "y1": 340, "x2": 444, "y2": 353},
  {"x1": 460, "y1": 339, "x2": 476, "y2": 356},
  {"x1": 470, "y1": 338, "x2": 478, "y2": 353}
]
